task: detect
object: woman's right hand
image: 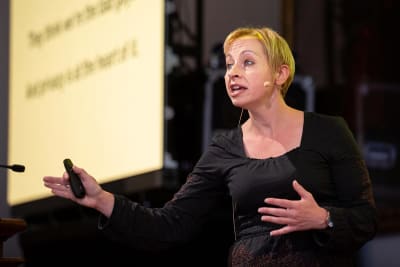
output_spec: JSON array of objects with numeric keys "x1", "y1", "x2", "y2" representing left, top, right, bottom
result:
[{"x1": 43, "y1": 165, "x2": 114, "y2": 217}]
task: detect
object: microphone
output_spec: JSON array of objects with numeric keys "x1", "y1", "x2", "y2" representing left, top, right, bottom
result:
[{"x1": 0, "y1": 164, "x2": 25, "y2": 172}]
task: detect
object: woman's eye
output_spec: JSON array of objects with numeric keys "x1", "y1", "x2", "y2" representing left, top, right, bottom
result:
[
  {"x1": 226, "y1": 63, "x2": 233, "y2": 70},
  {"x1": 244, "y1": 60, "x2": 254, "y2": 66}
]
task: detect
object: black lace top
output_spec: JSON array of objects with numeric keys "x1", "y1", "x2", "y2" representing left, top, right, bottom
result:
[{"x1": 99, "y1": 112, "x2": 377, "y2": 266}]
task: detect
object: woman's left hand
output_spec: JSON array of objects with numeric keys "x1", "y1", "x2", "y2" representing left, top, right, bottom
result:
[{"x1": 258, "y1": 180, "x2": 328, "y2": 236}]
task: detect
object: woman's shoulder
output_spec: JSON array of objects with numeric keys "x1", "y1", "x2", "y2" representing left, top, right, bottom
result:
[
  {"x1": 212, "y1": 127, "x2": 241, "y2": 141},
  {"x1": 208, "y1": 127, "x2": 243, "y2": 155},
  {"x1": 303, "y1": 112, "x2": 362, "y2": 157},
  {"x1": 304, "y1": 112, "x2": 349, "y2": 132},
  {"x1": 303, "y1": 112, "x2": 358, "y2": 147},
  {"x1": 305, "y1": 111, "x2": 345, "y2": 124}
]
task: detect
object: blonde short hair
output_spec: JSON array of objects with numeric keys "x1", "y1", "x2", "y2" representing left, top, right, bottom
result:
[{"x1": 223, "y1": 27, "x2": 295, "y2": 97}]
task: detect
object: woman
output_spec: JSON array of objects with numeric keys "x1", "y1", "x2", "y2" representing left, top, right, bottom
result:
[{"x1": 44, "y1": 26, "x2": 377, "y2": 266}]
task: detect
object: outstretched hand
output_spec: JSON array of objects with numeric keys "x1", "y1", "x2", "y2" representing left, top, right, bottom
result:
[
  {"x1": 258, "y1": 180, "x2": 328, "y2": 236},
  {"x1": 43, "y1": 165, "x2": 114, "y2": 217}
]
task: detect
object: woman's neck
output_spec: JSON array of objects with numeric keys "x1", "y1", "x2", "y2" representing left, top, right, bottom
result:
[{"x1": 244, "y1": 101, "x2": 300, "y2": 138}]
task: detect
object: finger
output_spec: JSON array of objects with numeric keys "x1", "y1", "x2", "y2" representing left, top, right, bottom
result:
[
  {"x1": 62, "y1": 176, "x2": 70, "y2": 185},
  {"x1": 71, "y1": 166, "x2": 89, "y2": 182},
  {"x1": 258, "y1": 207, "x2": 289, "y2": 217},
  {"x1": 270, "y1": 225, "x2": 296, "y2": 236},
  {"x1": 51, "y1": 179, "x2": 77, "y2": 194},
  {"x1": 292, "y1": 180, "x2": 311, "y2": 199},
  {"x1": 43, "y1": 176, "x2": 63, "y2": 184},
  {"x1": 44, "y1": 180, "x2": 67, "y2": 190},
  {"x1": 264, "y1": 198, "x2": 295, "y2": 209},
  {"x1": 261, "y1": 215, "x2": 295, "y2": 225},
  {"x1": 72, "y1": 165, "x2": 86, "y2": 176}
]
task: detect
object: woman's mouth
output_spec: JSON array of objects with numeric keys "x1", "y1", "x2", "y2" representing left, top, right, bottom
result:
[{"x1": 230, "y1": 84, "x2": 247, "y2": 96}]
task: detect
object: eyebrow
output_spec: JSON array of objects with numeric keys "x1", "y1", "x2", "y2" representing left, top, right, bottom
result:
[
  {"x1": 225, "y1": 49, "x2": 257, "y2": 59},
  {"x1": 240, "y1": 49, "x2": 257, "y2": 55}
]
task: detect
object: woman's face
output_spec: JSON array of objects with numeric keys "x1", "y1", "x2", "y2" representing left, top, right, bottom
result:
[{"x1": 224, "y1": 37, "x2": 276, "y2": 109}]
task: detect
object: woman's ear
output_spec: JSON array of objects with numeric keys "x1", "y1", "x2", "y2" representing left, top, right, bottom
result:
[{"x1": 275, "y1": 65, "x2": 290, "y2": 86}]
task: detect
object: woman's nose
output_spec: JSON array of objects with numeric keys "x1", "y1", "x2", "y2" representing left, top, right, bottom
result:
[{"x1": 227, "y1": 64, "x2": 240, "y2": 78}]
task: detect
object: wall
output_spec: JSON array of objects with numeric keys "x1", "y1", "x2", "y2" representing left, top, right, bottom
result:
[{"x1": 203, "y1": 0, "x2": 281, "y2": 66}]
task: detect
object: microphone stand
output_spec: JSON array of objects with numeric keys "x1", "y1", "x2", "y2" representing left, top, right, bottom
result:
[{"x1": 0, "y1": 163, "x2": 27, "y2": 265}]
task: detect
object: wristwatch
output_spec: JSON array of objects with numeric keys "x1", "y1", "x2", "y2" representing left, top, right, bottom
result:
[{"x1": 325, "y1": 210, "x2": 334, "y2": 228}]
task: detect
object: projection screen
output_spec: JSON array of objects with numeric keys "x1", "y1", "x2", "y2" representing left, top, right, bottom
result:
[{"x1": 8, "y1": 0, "x2": 165, "y2": 207}]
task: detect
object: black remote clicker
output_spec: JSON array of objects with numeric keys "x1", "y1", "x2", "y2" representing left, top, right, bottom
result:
[{"x1": 63, "y1": 158, "x2": 86, "y2": 198}]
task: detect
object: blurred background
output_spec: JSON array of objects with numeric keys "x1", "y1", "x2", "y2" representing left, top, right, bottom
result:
[{"x1": 1, "y1": 0, "x2": 399, "y2": 266}]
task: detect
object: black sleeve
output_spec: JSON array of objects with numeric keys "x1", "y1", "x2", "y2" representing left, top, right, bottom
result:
[
  {"x1": 97, "y1": 143, "x2": 229, "y2": 251},
  {"x1": 313, "y1": 116, "x2": 378, "y2": 252}
]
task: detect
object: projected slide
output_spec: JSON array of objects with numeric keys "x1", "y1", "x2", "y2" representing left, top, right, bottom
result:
[{"x1": 8, "y1": 0, "x2": 165, "y2": 206}]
